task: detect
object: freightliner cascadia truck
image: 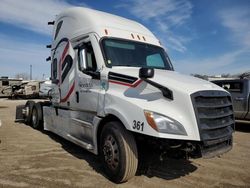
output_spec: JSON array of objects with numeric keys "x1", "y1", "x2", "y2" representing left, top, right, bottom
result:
[{"x1": 16, "y1": 7, "x2": 234, "y2": 183}]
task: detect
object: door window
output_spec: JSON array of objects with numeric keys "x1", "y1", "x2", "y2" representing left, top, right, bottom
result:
[{"x1": 2, "y1": 80, "x2": 9, "y2": 86}]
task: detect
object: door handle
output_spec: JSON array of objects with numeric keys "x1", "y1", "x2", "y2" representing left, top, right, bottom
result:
[
  {"x1": 76, "y1": 91, "x2": 79, "y2": 103},
  {"x1": 235, "y1": 97, "x2": 244, "y2": 101}
]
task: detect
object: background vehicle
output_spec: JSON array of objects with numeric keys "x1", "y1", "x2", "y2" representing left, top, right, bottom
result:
[
  {"x1": 16, "y1": 7, "x2": 234, "y2": 183},
  {"x1": 7, "y1": 80, "x2": 40, "y2": 99},
  {"x1": 1, "y1": 79, "x2": 51, "y2": 99},
  {"x1": 212, "y1": 79, "x2": 250, "y2": 121},
  {"x1": 39, "y1": 80, "x2": 52, "y2": 98},
  {"x1": 0, "y1": 76, "x2": 22, "y2": 97}
]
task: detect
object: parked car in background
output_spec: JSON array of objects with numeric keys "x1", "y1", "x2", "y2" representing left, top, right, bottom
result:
[
  {"x1": 212, "y1": 79, "x2": 250, "y2": 121},
  {"x1": 39, "y1": 80, "x2": 52, "y2": 98}
]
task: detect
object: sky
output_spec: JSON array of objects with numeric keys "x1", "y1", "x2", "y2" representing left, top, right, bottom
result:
[{"x1": 0, "y1": 0, "x2": 249, "y2": 79}]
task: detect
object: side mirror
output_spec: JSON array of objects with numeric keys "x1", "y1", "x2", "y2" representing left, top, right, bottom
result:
[{"x1": 139, "y1": 68, "x2": 154, "y2": 79}]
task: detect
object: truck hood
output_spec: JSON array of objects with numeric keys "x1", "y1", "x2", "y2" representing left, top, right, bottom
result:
[{"x1": 108, "y1": 67, "x2": 224, "y2": 94}]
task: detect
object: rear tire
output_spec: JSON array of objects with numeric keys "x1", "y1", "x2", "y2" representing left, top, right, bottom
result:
[
  {"x1": 31, "y1": 103, "x2": 43, "y2": 130},
  {"x1": 100, "y1": 121, "x2": 138, "y2": 183},
  {"x1": 24, "y1": 101, "x2": 35, "y2": 125}
]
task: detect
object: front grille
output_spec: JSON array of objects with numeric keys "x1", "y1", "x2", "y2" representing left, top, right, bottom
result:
[{"x1": 191, "y1": 90, "x2": 235, "y2": 144}]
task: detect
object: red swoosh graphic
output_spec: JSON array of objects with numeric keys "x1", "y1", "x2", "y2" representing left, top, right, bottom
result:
[
  {"x1": 109, "y1": 79, "x2": 142, "y2": 88},
  {"x1": 60, "y1": 81, "x2": 75, "y2": 103},
  {"x1": 59, "y1": 41, "x2": 69, "y2": 86}
]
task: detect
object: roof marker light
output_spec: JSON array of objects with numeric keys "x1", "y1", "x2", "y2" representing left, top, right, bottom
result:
[
  {"x1": 137, "y1": 35, "x2": 140, "y2": 40},
  {"x1": 131, "y1": 33, "x2": 134, "y2": 39},
  {"x1": 143, "y1": 36, "x2": 146, "y2": 41}
]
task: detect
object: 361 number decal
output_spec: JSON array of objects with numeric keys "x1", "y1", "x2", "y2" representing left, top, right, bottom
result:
[{"x1": 133, "y1": 120, "x2": 144, "y2": 132}]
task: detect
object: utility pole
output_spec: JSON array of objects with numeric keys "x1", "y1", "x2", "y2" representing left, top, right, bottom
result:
[{"x1": 30, "y1": 65, "x2": 32, "y2": 80}]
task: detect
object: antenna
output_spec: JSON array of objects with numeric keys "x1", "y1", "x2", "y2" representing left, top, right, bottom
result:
[{"x1": 30, "y1": 65, "x2": 32, "y2": 80}]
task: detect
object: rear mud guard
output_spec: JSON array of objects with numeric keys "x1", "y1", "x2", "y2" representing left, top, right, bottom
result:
[{"x1": 15, "y1": 105, "x2": 25, "y2": 122}]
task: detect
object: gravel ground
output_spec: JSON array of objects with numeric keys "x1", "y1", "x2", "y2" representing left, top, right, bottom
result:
[{"x1": 0, "y1": 98, "x2": 250, "y2": 188}]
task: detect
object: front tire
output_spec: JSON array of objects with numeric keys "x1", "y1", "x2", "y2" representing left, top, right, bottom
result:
[{"x1": 100, "y1": 121, "x2": 138, "y2": 183}]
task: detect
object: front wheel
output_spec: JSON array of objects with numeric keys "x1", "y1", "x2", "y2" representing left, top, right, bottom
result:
[{"x1": 100, "y1": 121, "x2": 138, "y2": 183}]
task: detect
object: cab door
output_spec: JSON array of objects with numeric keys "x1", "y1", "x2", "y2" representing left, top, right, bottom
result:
[
  {"x1": 74, "y1": 41, "x2": 101, "y2": 114},
  {"x1": 243, "y1": 80, "x2": 250, "y2": 120},
  {"x1": 226, "y1": 80, "x2": 246, "y2": 119}
]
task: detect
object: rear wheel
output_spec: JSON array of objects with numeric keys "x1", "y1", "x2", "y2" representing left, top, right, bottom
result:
[
  {"x1": 24, "y1": 101, "x2": 35, "y2": 125},
  {"x1": 31, "y1": 103, "x2": 43, "y2": 130},
  {"x1": 100, "y1": 121, "x2": 138, "y2": 183}
]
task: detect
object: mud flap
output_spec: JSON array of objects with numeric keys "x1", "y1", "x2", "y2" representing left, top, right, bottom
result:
[{"x1": 15, "y1": 105, "x2": 25, "y2": 122}]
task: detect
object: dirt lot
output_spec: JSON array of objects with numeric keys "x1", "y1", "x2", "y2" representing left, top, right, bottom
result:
[{"x1": 0, "y1": 98, "x2": 250, "y2": 188}]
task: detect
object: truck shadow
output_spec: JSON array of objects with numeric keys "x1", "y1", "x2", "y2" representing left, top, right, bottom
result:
[
  {"x1": 142, "y1": 159, "x2": 197, "y2": 180},
  {"x1": 43, "y1": 130, "x2": 197, "y2": 181},
  {"x1": 235, "y1": 122, "x2": 250, "y2": 133},
  {"x1": 43, "y1": 131, "x2": 105, "y2": 176}
]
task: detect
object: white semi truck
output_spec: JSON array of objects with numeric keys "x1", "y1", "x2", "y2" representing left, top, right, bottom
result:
[{"x1": 16, "y1": 7, "x2": 234, "y2": 183}]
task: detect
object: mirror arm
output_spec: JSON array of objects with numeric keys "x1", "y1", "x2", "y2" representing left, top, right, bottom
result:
[
  {"x1": 84, "y1": 70, "x2": 100, "y2": 80},
  {"x1": 143, "y1": 78, "x2": 173, "y2": 100}
]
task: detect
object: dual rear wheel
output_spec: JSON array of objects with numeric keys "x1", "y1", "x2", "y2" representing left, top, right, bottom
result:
[{"x1": 24, "y1": 101, "x2": 43, "y2": 130}]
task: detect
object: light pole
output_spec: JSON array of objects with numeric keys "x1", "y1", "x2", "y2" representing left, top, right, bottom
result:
[{"x1": 30, "y1": 64, "x2": 32, "y2": 80}]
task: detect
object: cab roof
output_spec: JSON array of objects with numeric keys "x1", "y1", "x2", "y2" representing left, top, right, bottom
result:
[{"x1": 53, "y1": 7, "x2": 160, "y2": 46}]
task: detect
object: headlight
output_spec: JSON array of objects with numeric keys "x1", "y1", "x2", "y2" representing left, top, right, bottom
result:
[{"x1": 144, "y1": 110, "x2": 187, "y2": 135}]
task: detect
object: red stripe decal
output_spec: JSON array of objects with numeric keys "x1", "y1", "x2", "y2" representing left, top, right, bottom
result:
[
  {"x1": 59, "y1": 42, "x2": 69, "y2": 85},
  {"x1": 109, "y1": 79, "x2": 142, "y2": 88},
  {"x1": 61, "y1": 42, "x2": 69, "y2": 64},
  {"x1": 60, "y1": 81, "x2": 75, "y2": 103}
]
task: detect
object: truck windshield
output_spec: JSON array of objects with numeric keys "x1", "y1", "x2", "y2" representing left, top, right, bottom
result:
[{"x1": 101, "y1": 38, "x2": 173, "y2": 70}]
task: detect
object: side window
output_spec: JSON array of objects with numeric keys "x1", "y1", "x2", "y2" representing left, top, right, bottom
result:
[
  {"x1": 221, "y1": 82, "x2": 243, "y2": 93},
  {"x1": 54, "y1": 21, "x2": 63, "y2": 40},
  {"x1": 78, "y1": 43, "x2": 97, "y2": 72},
  {"x1": 146, "y1": 53, "x2": 165, "y2": 68},
  {"x1": 2, "y1": 80, "x2": 9, "y2": 86},
  {"x1": 52, "y1": 58, "x2": 57, "y2": 79}
]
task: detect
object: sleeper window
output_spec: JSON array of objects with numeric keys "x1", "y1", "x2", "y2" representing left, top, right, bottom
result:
[{"x1": 52, "y1": 58, "x2": 57, "y2": 79}]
